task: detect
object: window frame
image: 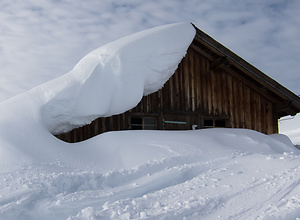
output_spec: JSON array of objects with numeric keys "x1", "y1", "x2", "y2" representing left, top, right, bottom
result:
[{"x1": 130, "y1": 116, "x2": 157, "y2": 130}]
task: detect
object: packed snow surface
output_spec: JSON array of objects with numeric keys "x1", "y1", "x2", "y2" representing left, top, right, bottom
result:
[
  {"x1": 0, "y1": 129, "x2": 299, "y2": 220},
  {"x1": 0, "y1": 23, "x2": 299, "y2": 219}
]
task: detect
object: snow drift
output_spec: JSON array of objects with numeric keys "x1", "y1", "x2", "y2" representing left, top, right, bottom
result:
[{"x1": 0, "y1": 23, "x2": 195, "y2": 166}]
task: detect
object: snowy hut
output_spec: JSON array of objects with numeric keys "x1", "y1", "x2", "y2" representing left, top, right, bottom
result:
[{"x1": 56, "y1": 24, "x2": 300, "y2": 142}]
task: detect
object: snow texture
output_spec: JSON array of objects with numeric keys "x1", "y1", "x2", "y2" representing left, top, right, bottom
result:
[
  {"x1": 0, "y1": 129, "x2": 299, "y2": 220},
  {"x1": 0, "y1": 23, "x2": 299, "y2": 219}
]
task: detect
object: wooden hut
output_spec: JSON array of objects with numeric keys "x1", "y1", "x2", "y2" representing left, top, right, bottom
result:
[{"x1": 56, "y1": 25, "x2": 300, "y2": 143}]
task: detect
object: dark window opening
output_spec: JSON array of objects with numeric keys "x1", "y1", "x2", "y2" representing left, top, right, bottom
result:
[
  {"x1": 131, "y1": 117, "x2": 142, "y2": 124},
  {"x1": 204, "y1": 119, "x2": 213, "y2": 127},
  {"x1": 215, "y1": 120, "x2": 226, "y2": 127},
  {"x1": 130, "y1": 117, "x2": 157, "y2": 130},
  {"x1": 203, "y1": 118, "x2": 228, "y2": 128}
]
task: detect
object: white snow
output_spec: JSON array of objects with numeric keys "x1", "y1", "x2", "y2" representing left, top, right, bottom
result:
[
  {"x1": 279, "y1": 113, "x2": 300, "y2": 145},
  {"x1": 0, "y1": 129, "x2": 299, "y2": 220},
  {"x1": 0, "y1": 23, "x2": 300, "y2": 220}
]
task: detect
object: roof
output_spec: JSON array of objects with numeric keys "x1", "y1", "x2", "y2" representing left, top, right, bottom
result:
[{"x1": 191, "y1": 24, "x2": 300, "y2": 118}]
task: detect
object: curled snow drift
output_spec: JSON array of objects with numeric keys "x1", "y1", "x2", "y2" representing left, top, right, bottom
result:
[{"x1": 42, "y1": 23, "x2": 196, "y2": 134}]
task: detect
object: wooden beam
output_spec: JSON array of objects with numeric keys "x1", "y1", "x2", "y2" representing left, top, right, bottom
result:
[
  {"x1": 276, "y1": 101, "x2": 292, "y2": 111},
  {"x1": 210, "y1": 56, "x2": 229, "y2": 70},
  {"x1": 190, "y1": 43, "x2": 213, "y2": 61},
  {"x1": 276, "y1": 101, "x2": 298, "y2": 116}
]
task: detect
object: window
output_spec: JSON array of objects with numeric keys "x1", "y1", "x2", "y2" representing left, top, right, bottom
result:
[
  {"x1": 215, "y1": 120, "x2": 226, "y2": 127},
  {"x1": 203, "y1": 119, "x2": 213, "y2": 127},
  {"x1": 131, "y1": 117, "x2": 143, "y2": 130},
  {"x1": 130, "y1": 117, "x2": 157, "y2": 130},
  {"x1": 203, "y1": 118, "x2": 228, "y2": 128},
  {"x1": 143, "y1": 117, "x2": 157, "y2": 130}
]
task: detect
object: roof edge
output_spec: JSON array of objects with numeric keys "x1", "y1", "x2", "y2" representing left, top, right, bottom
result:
[{"x1": 191, "y1": 24, "x2": 300, "y2": 115}]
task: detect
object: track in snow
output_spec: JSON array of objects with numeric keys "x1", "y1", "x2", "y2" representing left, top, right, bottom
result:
[{"x1": 1, "y1": 151, "x2": 299, "y2": 220}]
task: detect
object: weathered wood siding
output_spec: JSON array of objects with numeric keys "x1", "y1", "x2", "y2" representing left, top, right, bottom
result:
[
  {"x1": 56, "y1": 46, "x2": 279, "y2": 142},
  {"x1": 131, "y1": 46, "x2": 278, "y2": 133}
]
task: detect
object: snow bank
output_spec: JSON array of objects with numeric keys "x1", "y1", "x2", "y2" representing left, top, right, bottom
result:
[
  {"x1": 0, "y1": 129, "x2": 299, "y2": 220},
  {"x1": 80, "y1": 129, "x2": 298, "y2": 170}
]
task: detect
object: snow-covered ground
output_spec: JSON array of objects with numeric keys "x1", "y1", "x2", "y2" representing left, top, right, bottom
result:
[
  {"x1": 0, "y1": 23, "x2": 299, "y2": 219},
  {"x1": 0, "y1": 129, "x2": 299, "y2": 220}
]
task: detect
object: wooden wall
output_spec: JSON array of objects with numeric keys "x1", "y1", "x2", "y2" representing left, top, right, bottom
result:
[
  {"x1": 131, "y1": 46, "x2": 279, "y2": 133},
  {"x1": 56, "y1": 46, "x2": 279, "y2": 143}
]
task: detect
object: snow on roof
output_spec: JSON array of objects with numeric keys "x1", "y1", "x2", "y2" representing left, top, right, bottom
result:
[{"x1": 41, "y1": 22, "x2": 196, "y2": 134}]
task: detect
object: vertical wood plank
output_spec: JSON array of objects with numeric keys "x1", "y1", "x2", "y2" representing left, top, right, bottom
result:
[
  {"x1": 266, "y1": 101, "x2": 273, "y2": 134},
  {"x1": 250, "y1": 90, "x2": 256, "y2": 131},
  {"x1": 173, "y1": 69, "x2": 180, "y2": 111},
  {"x1": 227, "y1": 74, "x2": 234, "y2": 127},
  {"x1": 260, "y1": 97, "x2": 266, "y2": 134},
  {"x1": 190, "y1": 49, "x2": 196, "y2": 111},
  {"x1": 206, "y1": 60, "x2": 212, "y2": 115},
  {"x1": 211, "y1": 70, "x2": 217, "y2": 115},
  {"x1": 239, "y1": 82, "x2": 245, "y2": 128},
  {"x1": 233, "y1": 77, "x2": 241, "y2": 128},
  {"x1": 244, "y1": 85, "x2": 251, "y2": 129},
  {"x1": 169, "y1": 72, "x2": 174, "y2": 110},
  {"x1": 273, "y1": 104, "x2": 279, "y2": 133},
  {"x1": 201, "y1": 57, "x2": 208, "y2": 114},
  {"x1": 184, "y1": 54, "x2": 190, "y2": 111},
  {"x1": 195, "y1": 52, "x2": 202, "y2": 111},
  {"x1": 216, "y1": 70, "x2": 222, "y2": 115},
  {"x1": 221, "y1": 71, "x2": 228, "y2": 115}
]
